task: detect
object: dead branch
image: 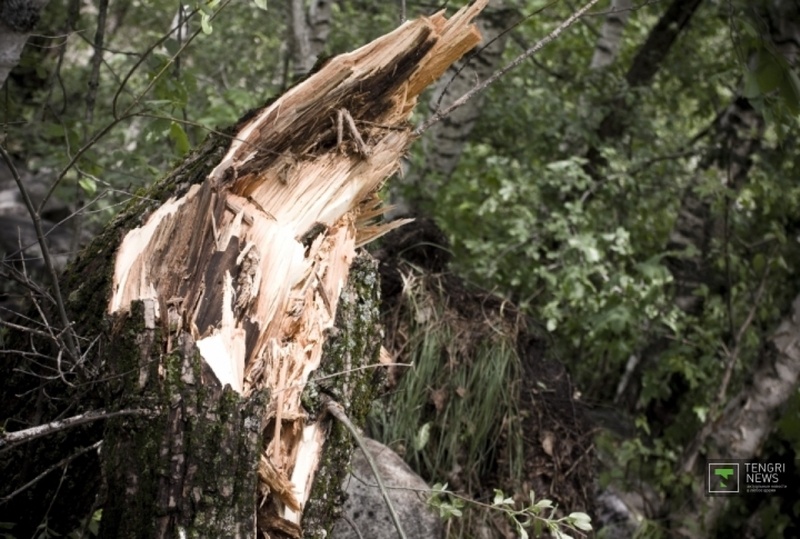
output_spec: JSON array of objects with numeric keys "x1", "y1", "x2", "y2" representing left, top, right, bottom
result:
[
  {"x1": 0, "y1": 409, "x2": 155, "y2": 451},
  {"x1": 0, "y1": 145, "x2": 79, "y2": 361},
  {"x1": 325, "y1": 397, "x2": 407, "y2": 539},
  {"x1": 0, "y1": 441, "x2": 102, "y2": 504},
  {"x1": 416, "y1": 0, "x2": 602, "y2": 135}
]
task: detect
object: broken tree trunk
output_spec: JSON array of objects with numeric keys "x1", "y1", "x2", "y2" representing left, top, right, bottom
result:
[{"x1": 0, "y1": 2, "x2": 488, "y2": 537}]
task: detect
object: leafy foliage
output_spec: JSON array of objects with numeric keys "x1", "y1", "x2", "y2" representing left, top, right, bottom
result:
[
  {"x1": 412, "y1": 0, "x2": 800, "y2": 531},
  {"x1": 4, "y1": 0, "x2": 800, "y2": 535},
  {"x1": 428, "y1": 484, "x2": 593, "y2": 539},
  {"x1": 3, "y1": 1, "x2": 286, "y2": 229}
]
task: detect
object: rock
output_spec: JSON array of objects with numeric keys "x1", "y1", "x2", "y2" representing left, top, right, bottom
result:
[{"x1": 331, "y1": 437, "x2": 444, "y2": 539}]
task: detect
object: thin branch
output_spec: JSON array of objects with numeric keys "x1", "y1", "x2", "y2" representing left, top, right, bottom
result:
[
  {"x1": 110, "y1": 5, "x2": 201, "y2": 119},
  {"x1": 415, "y1": 0, "x2": 602, "y2": 135},
  {"x1": 312, "y1": 362, "x2": 412, "y2": 384},
  {"x1": 0, "y1": 318, "x2": 52, "y2": 340},
  {"x1": 0, "y1": 409, "x2": 155, "y2": 452},
  {"x1": 717, "y1": 264, "x2": 771, "y2": 406},
  {"x1": 0, "y1": 441, "x2": 102, "y2": 504},
  {"x1": 36, "y1": 111, "x2": 136, "y2": 215},
  {"x1": 678, "y1": 262, "x2": 771, "y2": 474},
  {"x1": 434, "y1": 0, "x2": 557, "y2": 113},
  {"x1": 1, "y1": 256, "x2": 51, "y2": 298},
  {"x1": 38, "y1": 2, "x2": 230, "y2": 213},
  {"x1": 509, "y1": 32, "x2": 569, "y2": 80},
  {"x1": 324, "y1": 398, "x2": 407, "y2": 539},
  {"x1": 340, "y1": 514, "x2": 365, "y2": 539},
  {"x1": 85, "y1": 0, "x2": 109, "y2": 127},
  {"x1": 0, "y1": 145, "x2": 79, "y2": 362}
]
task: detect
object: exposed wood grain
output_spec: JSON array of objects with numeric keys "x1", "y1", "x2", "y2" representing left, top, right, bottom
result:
[{"x1": 108, "y1": 0, "x2": 488, "y2": 532}]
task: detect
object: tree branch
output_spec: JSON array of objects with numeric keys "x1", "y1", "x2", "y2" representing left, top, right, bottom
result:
[
  {"x1": 0, "y1": 408, "x2": 155, "y2": 451},
  {"x1": 0, "y1": 145, "x2": 79, "y2": 361},
  {"x1": 415, "y1": 0, "x2": 601, "y2": 135},
  {"x1": 325, "y1": 397, "x2": 408, "y2": 539},
  {"x1": 0, "y1": 441, "x2": 102, "y2": 504}
]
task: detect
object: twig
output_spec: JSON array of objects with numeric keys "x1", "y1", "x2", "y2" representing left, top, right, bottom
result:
[
  {"x1": 324, "y1": 397, "x2": 408, "y2": 539},
  {"x1": 0, "y1": 441, "x2": 102, "y2": 504},
  {"x1": 434, "y1": 0, "x2": 558, "y2": 113},
  {"x1": 415, "y1": 0, "x2": 602, "y2": 135},
  {"x1": 340, "y1": 514, "x2": 365, "y2": 539},
  {"x1": 38, "y1": 2, "x2": 229, "y2": 213},
  {"x1": 717, "y1": 263, "x2": 770, "y2": 406},
  {"x1": 312, "y1": 362, "x2": 412, "y2": 384},
  {"x1": 337, "y1": 108, "x2": 371, "y2": 156},
  {"x1": 678, "y1": 262, "x2": 771, "y2": 474},
  {"x1": 0, "y1": 145, "x2": 79, "y2": 362},
  {"x1": 110, "y1": 5, "x2": 201, "y2": 119},
  {"x1": 0, "y1": 317, "x2": 52, "y2": 339},
  {"x1": 85, "y1": 0, "x2": 109, "y2": 126},
  {"x1": 0, "y1": 408, "x2": 155, "y2": 451}
]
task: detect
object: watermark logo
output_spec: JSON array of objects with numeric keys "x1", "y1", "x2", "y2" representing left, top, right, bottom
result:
[
  {"x1": 705, "y1": 459, "x2": 790, "y2": 497},
  {"x1": 707, "y1": 462, "x2": 739, "y2": 494}
]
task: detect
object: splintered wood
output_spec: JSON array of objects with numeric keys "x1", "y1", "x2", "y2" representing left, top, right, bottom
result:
[{"x1": 108, "y1": 0, "x2": 487, "y2": 535}]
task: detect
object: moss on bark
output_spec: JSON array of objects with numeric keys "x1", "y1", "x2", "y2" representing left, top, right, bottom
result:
[
  {"x1": 100, "y1": 300, "x2": 268, "y2": 538},
  {"x1": 0, "y1": 131, "x2": 235, "y2": 536},
  {"x1": 301, "y1": 253, "x2": 385, "y2": 538}
]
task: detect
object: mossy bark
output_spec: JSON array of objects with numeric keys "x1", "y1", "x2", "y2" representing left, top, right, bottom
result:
[
  {"x1": 98, "y1": 302, "x2": 267, "y2": 538},
  {"x1": 97, "y1": 255, "x2": 383, "y2": 538},
  {"x1": 301, "y1": 254, "x2": 384, "y2": 538},
  {"x1": 1, "y1": 5, "x2": 489, "y2": 535},
  {"x1": 0, "y1": 194, "x2": 383, "y2": 538},
  {"x1": 0, "y1": 232, "x2": 383, "y2": 538},
  {"x1": 0, "y1": 132, "x2": 233, "y2": 537}
]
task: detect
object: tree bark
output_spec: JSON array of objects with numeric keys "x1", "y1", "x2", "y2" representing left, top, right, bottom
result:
[
  {"x1": 0, "y1": 3, "x2": 489, "y2": 536},
  {"x1": 392, "y1": 0, "x2": 518, "y2": 215},
  {"x1": 589, "y1": 0, "x2": 703, "y2": 159},
  {"x1": 589, "y1": 0, "x2": 632, "y2": 70},
  {"x1": 0, "y1": 0, "x2": 48, "y2": 89},
  {"x1": 286, "y1": 0, "x2": 333, "y2": 81}
]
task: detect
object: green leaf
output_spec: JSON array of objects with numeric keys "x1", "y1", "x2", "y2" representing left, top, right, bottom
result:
[
  {"x1": 492, "y1": 489, "x2": 514, "y2": 506},
  {"x1": 41, "y1": 122, "x2": 66, "y2": 138},
  {"x1": 754, "y1": 49, "x2": 782, "y2": 94},
  {"x1": 742, "y1": 77, "x2": 762, "y2": 105},
  {"x1": 777, "y1": 69, "x2": 800, "y2": 115},
  {"x1": 79, "y1": 176, "x2": 97, "y2": 196},
  {"x1": 201, "y1": 13, "x2": 212, "y2": 34},
  {"x1": 568, "y1": 512, "x2": 593, "y2": 531},
  {"x1": 753, "y1": 253, "x2": 765, "y2": 274},
  {"x1": 254, "y1": 0, "x2": 268, "y2": 9},
  {"x1": 413, "y1": 422, "x2": 431, "y2": 451},
  {"x1": 169, "y1": 122, "x2": 191, "y2": 156},
  {"x1": 693, "y1": 406, "x2": 708, "y2": 423},
  {"x1": 493, "y1": 489, "x2": 505, "y2": 505}
]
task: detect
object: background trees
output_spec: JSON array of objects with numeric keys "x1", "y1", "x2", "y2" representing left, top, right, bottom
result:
[{"x1": 1, "y1": 0, "x2": 798, "y2": 537}]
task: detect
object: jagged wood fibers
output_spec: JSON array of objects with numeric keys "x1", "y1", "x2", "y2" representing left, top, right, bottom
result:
[{"x1": 106, "y1": 1, "x2": 488, "y2": 535}]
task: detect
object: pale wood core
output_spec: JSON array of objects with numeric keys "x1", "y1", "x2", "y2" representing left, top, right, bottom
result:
[{"x1": 109, "y1": 0, "x2": 487, "y2": 534}]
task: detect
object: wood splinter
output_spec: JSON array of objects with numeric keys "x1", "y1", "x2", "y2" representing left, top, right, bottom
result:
[
  {"x1": 336, "y1": 108, "x2": 371, "y2": 157},
  {"x1": 104, "y1": 0, "x2": 489, "y2": 534}
]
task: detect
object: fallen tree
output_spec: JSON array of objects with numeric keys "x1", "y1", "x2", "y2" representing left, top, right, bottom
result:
[{"x1": 0, "y1": 2, "x2": 490, "y2": 536}]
